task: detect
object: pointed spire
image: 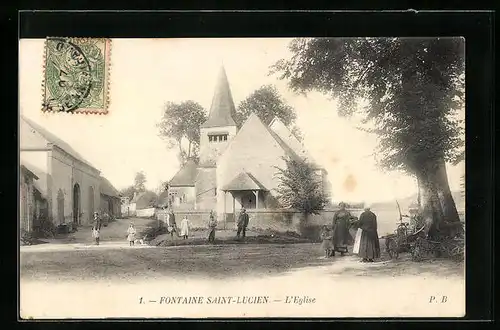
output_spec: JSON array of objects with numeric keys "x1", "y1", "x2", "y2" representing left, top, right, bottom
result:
[{"x1": 201, "y1": 65, "x2": 237, "y2": 128}]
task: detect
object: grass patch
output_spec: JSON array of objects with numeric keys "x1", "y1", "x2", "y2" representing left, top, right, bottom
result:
[{"x1": 152, "y1": 232, "x2": 312, "y2": 247}]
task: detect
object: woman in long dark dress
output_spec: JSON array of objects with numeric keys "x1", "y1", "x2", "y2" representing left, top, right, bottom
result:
[
  {"x1": 207, "y1": 211, "x2": 217, "y2": 243},
  {"x1": 355, "y1": 207, "x2": 381, "y2": 262},
  {"x1": 331, "y1": 202, "x2": 356, "y2": 256}
]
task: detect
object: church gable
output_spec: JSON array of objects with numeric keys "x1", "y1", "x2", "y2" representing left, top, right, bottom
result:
[{"x1": 217, "y1": 113, "x2": 291, "y2": 192}]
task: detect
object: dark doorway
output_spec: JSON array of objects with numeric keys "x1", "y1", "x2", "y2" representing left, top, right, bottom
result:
[
  {"x1": 57, "y1": 189, "x2": 65, "y2": 224},
  {"x1": 88, "y1": 186, "x2": 95, "y2": 223},
  {"x1": 73, "y1": 184, "x2": 80, "y2": 225}
]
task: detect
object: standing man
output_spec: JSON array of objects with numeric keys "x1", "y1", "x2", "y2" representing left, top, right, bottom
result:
[
  {"x1": 236, "y1": 207, "x2": 249, "y2": 239},
  {"x1": 354, "y1": 206, "x2": 381, "y2": 262},
  {"x1": 168, "y1": 209, "x2": 178, "y2": 238}
]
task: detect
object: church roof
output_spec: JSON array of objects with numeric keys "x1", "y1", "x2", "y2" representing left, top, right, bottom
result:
[
  {"x1": 268, "y1": 117, "x2": 322, "y2": 169},
  {"x1": 201, "y1": 66, "x2": 237, "y2": 128},
  {"x1": 21, "y1": 116, "x2": 98, "y2": 171},
  {"x1": 222, "y1": 172, "x2": 268, "y2": 191},
  {"x1": 168, "y1": 159, "x2": 198, "y2": 187},
  {"x1": 221, "y1": 113, "x2": 304, "y2": 164}
]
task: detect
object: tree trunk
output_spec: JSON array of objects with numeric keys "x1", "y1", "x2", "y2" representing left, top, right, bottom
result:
[
  {"x1": 416, "y1": 177, "x2": 422, "y2": 208},
  {"x1": 434, "y1": 158, "x2": 460, "y2": 223},
  {"x1": 188, "y1": 140, "x2": 192, "y2": 158},
  {"x1": 177, "y1": 139, "x2": 183, "y2": 156},
  {"x1": 417, "y1": 170, "x2": 442, "y2": 238},
  {"x1": 415, "y1": 157, "x2": 460, "y2": 238}
]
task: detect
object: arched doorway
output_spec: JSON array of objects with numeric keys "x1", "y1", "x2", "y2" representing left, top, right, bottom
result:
[
  {"x1": 73, "y1": 184, "x2": 81, "y2": 225},
  {"x1": 57, "y1": 189, "x2": 65, "y2": 224},
  {"x1": 88, "y1": 186, "x2": 94, "y2": 223}
]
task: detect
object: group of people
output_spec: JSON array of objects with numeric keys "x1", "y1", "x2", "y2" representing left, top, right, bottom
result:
[
  {"x1": 159, "y1": 207, "x2": 192, "y2": 240},
  {"x1": 320, "y1": 202, "x2": 381, "y2": 263},
  {"x1": 207, "y1": 207, "x2": 250, "y2": 243}
]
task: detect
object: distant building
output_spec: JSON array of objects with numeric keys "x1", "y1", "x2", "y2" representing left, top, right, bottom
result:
[
  {"x1": 99, "y1": 176, "x2": 121, "y2": 218},
  {"x1": 20, "y1": 116, "x2": 117, "y2": 228},
  {"x1": 128, "y1": 191, "x2": 158, "y2": 215},
  {"x1": 120, "y1": 196, "x2": 131, "y2": 217},
  {"x1": 167, "y1": 159, "x2": 198, "y2": 209},
  {"x1": 167, "y1": 66, "x2": 331, "y2": 221}
]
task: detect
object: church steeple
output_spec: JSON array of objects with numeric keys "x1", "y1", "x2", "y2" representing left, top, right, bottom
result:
[{"x1": 201, "y1": 66, "x2": 237, "y2": 128}]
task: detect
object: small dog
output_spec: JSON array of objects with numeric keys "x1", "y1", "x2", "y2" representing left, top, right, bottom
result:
[{"x1": 134, "y1": 235, "x2": 148, "y2": 246}]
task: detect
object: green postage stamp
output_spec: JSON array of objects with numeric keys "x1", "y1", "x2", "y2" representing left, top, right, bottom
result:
[{"x1": 42, "y1": 38, "x2": 111, "y2": 114}]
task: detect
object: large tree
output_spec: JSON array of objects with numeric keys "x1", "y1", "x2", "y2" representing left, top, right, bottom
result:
[
  {"x1": 272, "y1": 37, "x2": 465, "y2": 237},
  {"x1": 119, "y1": 185, "x2": 136, "y2": 201},
  {"x1": 134, "y1": 171, "x2": 147, "y2": 193},
  {"x1": 236, "y1": 84, "x2": 302, "y2": 140},
  {"x1": 158, "y1": 101, "x2": 207, "y2": 164}
]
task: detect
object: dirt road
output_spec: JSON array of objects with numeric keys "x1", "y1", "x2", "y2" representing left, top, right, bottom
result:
[{"x1": 20, "y1": 242, "x2": 465, "y2": 318}]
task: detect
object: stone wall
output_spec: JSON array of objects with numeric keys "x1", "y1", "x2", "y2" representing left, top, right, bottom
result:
[{"x1": 136, "y1": 208, "x2": 156, "y2": 218}]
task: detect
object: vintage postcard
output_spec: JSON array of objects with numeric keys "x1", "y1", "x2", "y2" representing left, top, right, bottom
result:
[{"x1": 19, "y1": 37, "x2": 465, "y2": 319}]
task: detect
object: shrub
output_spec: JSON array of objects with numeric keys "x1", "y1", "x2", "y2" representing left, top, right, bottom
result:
[
  {"x1": 274, "y1": 157, "x2": 328, "y2": 216},
  {"x1": 139, "y1": 225, "x2": 167, "y2": 241},
  {"x1": 35, "y1": 216, "x2": 56, "y2": 238},
  {"x1": 20, "y1": 230, "x2": 35, "y2": 245}
]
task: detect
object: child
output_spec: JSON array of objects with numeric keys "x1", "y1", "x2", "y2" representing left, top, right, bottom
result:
[
  {"x1": 320, "y1": 225, "x2": 333, "y2": 258},
  {"x1": 180, "y1": 216, "x2": 190, "y2": 239},
  {"x1": 127, "y1": 223, "x2": 136, "y2": 246},
  {"x1": 92, "y1": 226, "x2": 100, "y2": 246}
]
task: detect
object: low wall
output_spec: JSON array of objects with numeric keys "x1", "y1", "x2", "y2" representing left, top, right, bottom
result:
[
  {"x1": 156, "y1": 209, "x2": 213, "y2": 229},
  {"x1": 136, "y1": 208, "x2": 155, "y2": 218},
  {"x1": 156, "y1": 208, "x2": 364, "y2": 235},
  {"x1": 156, "y1": 207, "x2": 463, "y2": 238}
]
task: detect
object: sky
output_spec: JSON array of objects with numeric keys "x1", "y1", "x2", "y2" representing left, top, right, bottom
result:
[{"x1": 19, "y1": 38, "x2": 465, "y2": 204}]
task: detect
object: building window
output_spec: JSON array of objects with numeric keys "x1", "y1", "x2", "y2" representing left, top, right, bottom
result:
[{"x1": 208, "y1": 134, "x2": 228, "y2": 143}]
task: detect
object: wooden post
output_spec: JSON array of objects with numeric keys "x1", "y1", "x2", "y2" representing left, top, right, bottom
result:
[
  {"x1": 232, "y1": 194, "x2": 236, "y2": 229},
  {"x1": 253, "y1": 190, "x2": 259, "y2": 209},
  {"x1": 224, "y1": 191, "x2": 227, "y2": 230}
]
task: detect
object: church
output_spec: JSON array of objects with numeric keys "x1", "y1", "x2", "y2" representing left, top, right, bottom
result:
[{"x1": 167, "y1": 66, "x2": 330, "y2": 223}]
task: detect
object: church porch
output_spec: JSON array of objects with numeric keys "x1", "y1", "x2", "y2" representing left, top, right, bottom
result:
[{"x1": 220, "y1": 171, "x2": 269, "y2": 229}]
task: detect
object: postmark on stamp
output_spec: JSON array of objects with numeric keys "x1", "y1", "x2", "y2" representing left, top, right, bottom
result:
[{"x1": 42, "y1": 38, "x2": 111, "y2": 114}]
